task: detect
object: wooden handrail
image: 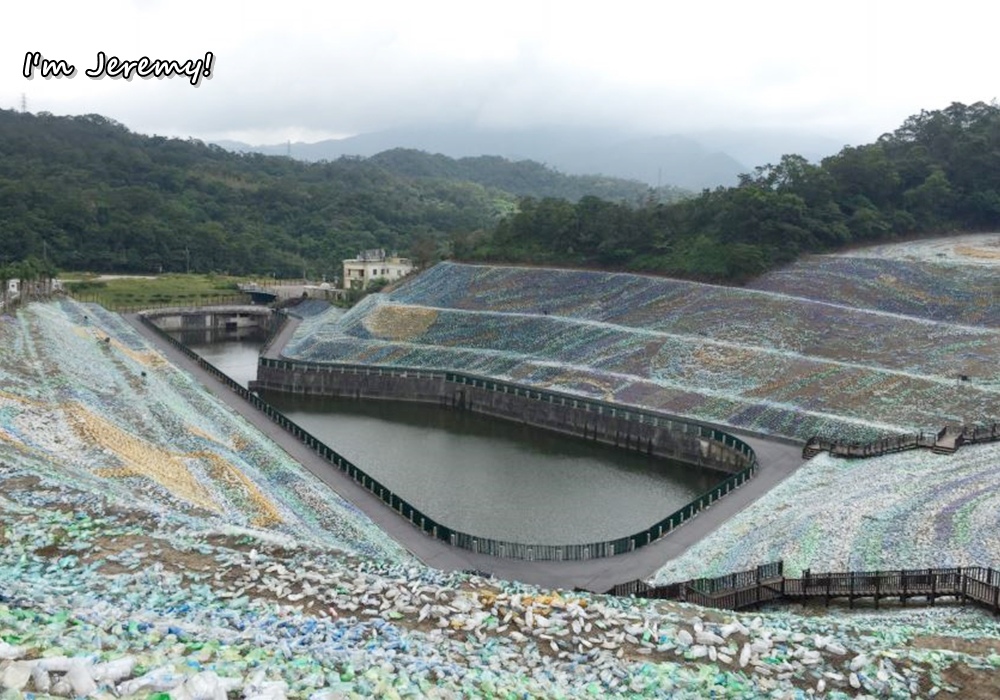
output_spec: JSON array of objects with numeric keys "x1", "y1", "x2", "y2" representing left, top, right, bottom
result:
[
  {"x1": 803, "y1": 422, "x2": 999, "y2": 460},
  {"x1": 607, "y1": 561, "x2": 1000, "y2": 615}
]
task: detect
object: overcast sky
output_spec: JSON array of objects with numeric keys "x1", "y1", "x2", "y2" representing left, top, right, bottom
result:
[{"x1": 4, "y1": 0, "x2": 996, "y2": 147}]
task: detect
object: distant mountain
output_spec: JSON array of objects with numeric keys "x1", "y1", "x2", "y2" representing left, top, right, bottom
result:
[
  {"x1": 214, "y1": 124, "x2": 851, "y2": 191},
  {"x1": 365, "y1": 149, "x2": 690, "y2": 204},
  {"x1": 219, "y1": 125, "x2": 629, "y2": 164},
  {"x1": 545, "y1": 134, "x2": 745, "y2": 191},
  {"x1": 693, "y1": 129, "x2": 851, "y2": 170}
]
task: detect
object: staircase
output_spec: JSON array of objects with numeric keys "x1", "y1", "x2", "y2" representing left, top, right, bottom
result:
[
  {"x1": 801, "y1": 437, "x2": 825, "y2": 460},
  {"x1": 932, "y1": 426, "x2": 962, "y2": 454}
]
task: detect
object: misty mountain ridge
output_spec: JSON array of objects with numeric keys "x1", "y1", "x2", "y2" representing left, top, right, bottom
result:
[
  {"x1": 361, "y1": 149, "x2": 690, "y2": 203},
  {"x1": 215, "y1": 124, "x2": 848, "y2": 190}
]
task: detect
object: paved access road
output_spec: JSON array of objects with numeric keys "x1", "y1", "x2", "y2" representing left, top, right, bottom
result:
[
  {"x1": 128, "y1": 314, "x2": 805, "y2": 593},
  {"x1": 261, "y1": 314, "x2": 301, "y2": 359}
]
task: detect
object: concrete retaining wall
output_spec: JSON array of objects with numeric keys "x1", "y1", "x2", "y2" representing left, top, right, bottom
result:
[
  {"x1": 253, "y1": 362, "x2": 748, "y2": 473},
  {"x1": 143, "y1": 306, "x2": 273, "y2": 332}
]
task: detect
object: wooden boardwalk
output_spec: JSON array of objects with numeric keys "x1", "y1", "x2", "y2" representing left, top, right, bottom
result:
[
  {"x1": 803, "y1": 423, "x2": 1000, "y2": 460},
  {"x1": 607, "y1": 562, "x2": 1000, "y2": 615}
]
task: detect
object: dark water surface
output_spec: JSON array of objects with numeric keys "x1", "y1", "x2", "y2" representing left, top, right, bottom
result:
[{"x1": 173, "y1": 330, "x2": 722, "y2": 544}]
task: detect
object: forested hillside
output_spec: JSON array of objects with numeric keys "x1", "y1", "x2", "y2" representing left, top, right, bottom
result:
[
  {"x1": 2, "y1": 102, "x2": 998, "y2": 284},
  {"x1": 468, "y1": 101, "x2": 1000, "y2": 281},
  {"x1": 0, "y1": 110, "x2": 657, "y2": 278}
]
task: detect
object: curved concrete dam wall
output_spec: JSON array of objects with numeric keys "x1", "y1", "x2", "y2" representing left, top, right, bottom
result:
[
  {"x1": 140, "y1": 312, "x2": 758, "y2": 560},
  {"x1": 253, "y1": 359, "x2": 752, "y2": 474}
]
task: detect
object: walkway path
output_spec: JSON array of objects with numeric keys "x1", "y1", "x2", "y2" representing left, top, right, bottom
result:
[
  {"x1": 261, "y1": 315, "x2": 301, "y2": 360},
  {"x1": 127, "y1": 314, "x2": 806, "y2": 592}
]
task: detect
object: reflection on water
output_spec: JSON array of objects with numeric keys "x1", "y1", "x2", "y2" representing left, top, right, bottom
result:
[
  {"x1": 267, "y1": 394, "x2": 720, "y2": 544},
  {"x1": 169, "y1": 328, "x2": 267, "y2": 387},
  {"x1": 172, "y1": 331, "x2": 724, "y2": 544}
]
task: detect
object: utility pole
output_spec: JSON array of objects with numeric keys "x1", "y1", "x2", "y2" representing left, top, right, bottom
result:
[{"x1": 20, "y1": 93, "x2": 26, "y2": 113}]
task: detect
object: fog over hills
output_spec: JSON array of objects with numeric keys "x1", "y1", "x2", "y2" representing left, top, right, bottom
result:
[{"x1": 215, "y1": 125, "x2": 848, "y2": 191}]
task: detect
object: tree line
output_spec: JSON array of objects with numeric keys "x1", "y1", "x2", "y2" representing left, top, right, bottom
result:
[
  {"x1": 2, "y1": 102, "x2": 997, "y2": 286},
  {"x1": 463, "y1": 101, "x2": 1000, "y2": 281}
]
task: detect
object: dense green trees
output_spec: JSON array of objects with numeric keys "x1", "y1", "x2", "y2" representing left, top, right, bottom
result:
[
  {"x1": 0, "y1": 255, "x2": 58, "y2": 305},
  {"x1": 0, "y1": 111, "x2": 654, "y2": 280},
  {"x1": 468, "y1": 101, "x2": 1000, "y2": 281}
]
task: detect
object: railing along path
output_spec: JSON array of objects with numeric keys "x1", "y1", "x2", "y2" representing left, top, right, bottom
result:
[
  {"x1": 607, "y1": 561, "x2": 1000, "y2": 615},
  {"x1": 803, "y1": 423, "x2": 1000, "y2": 460}
]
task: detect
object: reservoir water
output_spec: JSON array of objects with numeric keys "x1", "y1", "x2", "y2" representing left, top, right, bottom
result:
[{"x1": 173, "y1": 329, "x2": 723, "y2": 545}]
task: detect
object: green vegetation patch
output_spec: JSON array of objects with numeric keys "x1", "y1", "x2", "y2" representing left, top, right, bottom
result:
[{"x1": 65, "y1": 274, "x2": 256, "y2": 310}]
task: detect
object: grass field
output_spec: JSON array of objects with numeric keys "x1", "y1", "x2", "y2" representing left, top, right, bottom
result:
[{"x1": 59, "y1": 273, "x2": 273, "y2": 309}]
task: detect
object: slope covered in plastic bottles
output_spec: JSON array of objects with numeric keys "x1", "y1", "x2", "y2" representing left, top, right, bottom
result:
[
  {"x1": 1, "y1": 292, "x2": 999, "y2": 697},
  {"x1": 748, "y1": 234, "x2": 1000, "y2": 328},
  {"x1": 0, "y1": 299, "x2": 408, "y2": 561},
  {"x1": 653, "y1": 442, "x2": 1000, "y2": 583},
  {"x1": 283, "y1": 255, "x2": 1000, "y2": 443}
]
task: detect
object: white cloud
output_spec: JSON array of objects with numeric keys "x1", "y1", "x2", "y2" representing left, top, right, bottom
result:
[{"x1": 3, "y1": 0, "x2": 997, "y2": 145}]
